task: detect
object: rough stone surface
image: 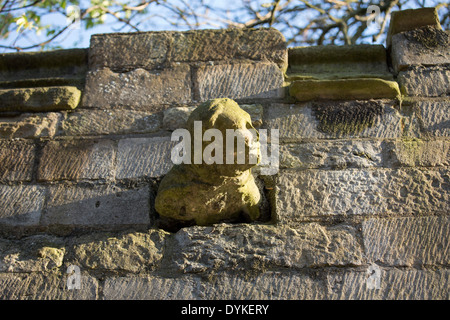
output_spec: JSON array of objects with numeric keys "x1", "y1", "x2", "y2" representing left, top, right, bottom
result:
[
  {"x1": 116, "y1": 137, "x2": 175, "y2": 179},
  {"x1": 0, "y1": 112, "x2": 60, "y2": 139},
  {"x1": 0, "y1": 86, "x2": 81, "y2": 112},
  {"x1": 328, "y1": 269, "x2": 449, "y2": 300},
  {"x1": 415, "y1": 100, "x2": 450, "y2": 136},
  {"x1": 0, "y1": 272, "x2": 98, "y2": 300},
  {"x1": 198, "y1": 271, "x2": 327, "y2": 300},
  {"x1": 289, "y1": 79, "x2": 400, "y2": 101},
  {"x1": 89, "y1": 32, "x2": 171, "y2": 71},
  {"x1": 60, "y1": 109, "x2": 162, "y2": 136},
  {"x1": 38, "y1": 139, "x2": 115, "y2": 181},
  {"x1": 82, "y1": 66, "x2": 191, "y2": 108},
  {"x1": 0, "y1": 185, "x2": 45, "y2": 227},
  {"x1": 162, "y1": 106, "x2": 196, "y2": 131},
  {"x1": 385, "y1": 138, "x2": 449, "y2": 167},
  {"x1": 391, "y1": 26, "x2": 450, "y2": 73},
  {"x1": 386, "y1": 7, "x2": 442, "y2": 47},
  {"x1": 362, "y1": 216, "x2": 450, "y2": 266},
  {"x1": 195, "y1": 62, "x2": 284, "y2": 102},
  {"x1": 88, "y1": 28, "x2": 287, "y2": 71},
  {"x1": 42, "y1": 183, "x2": 151, "y2": 230},
  {"x1": 280, "y1": 140, "x2": 383, "y2": 169},
  {"x1": 170, "y1": 28, "x2": 287, "y2": 69},
  {"x1": 276, "y1": 168, "x2": 449, "y2": 223},
  {"x1": 173, "y1": 223, "x2": 363, "y2": 272},
  {"x1": 264, "y1": 102, "x2": 405, "y2": 140},
  {"x1": 103, "y1": 275, "x2": 197, "y2": 300},
  {"x1": 398, "y1": 66, "x2": 450, "y2": 97},
  {"x1": 66, "y1": 229, "x2": 168, "y2": 273},
  {"x1": 0, "y1": 235, "x2": 65, "y2": 272},
  {"x1": 0, "y1": 140, "x2": 35, "y2": 181}
]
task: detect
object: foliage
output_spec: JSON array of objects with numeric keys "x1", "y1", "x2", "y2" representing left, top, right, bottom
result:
[{"x1": 0, "y1": 0, "x2": 448, "y2": 51}]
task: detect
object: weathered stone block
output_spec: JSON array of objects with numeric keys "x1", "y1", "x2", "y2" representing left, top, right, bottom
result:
[
  {"x1": 0, "y1": 86, "x2": 81, "y2": 112},
  {"x1": 38, "y1": 139, "x2": 115, "y2": 181},
  {"x1": 416, "y1": 100, "x2": 450, "y2": 136},
  {"x1": 162, "y1": 106, "x2": 195, "y2": 131},
  {"x1": 66, "y1": 229, "x2": 168, "y2": 273},
  {"x1": 0, "y1": 185, "x2": 45, "y2": 227},
  {"x1": 386, "y1": 7, "x2": 442, "y2": 47},
  {"x1": 0, "y1": 272, "x2": 98, "y2": 300},
  {"x1": 170, "y1": 28, "x2": 287, "y2": 70},
  {"x1": 362, "y1": 216, "x2": 450, "y2": 266},
  {"x1": 89, "y1": 32, "x2": 171, "y2": 71},
  {"x1": 0, "y1": 235, "x2": 65, "y2": 272},
  {"x1": 280, "y1": 140, "x2": 383, "y2": 169},
  {"x1": 328, "y1": 269, "x2": 449, "y2": 300},
  {"x1": 0, "y1": 48, "x2": 88, "y2": 81},
  {"x1": 198, "y1": 271, "x2": 327, "y2": 300},
  {"x1": 195, "y1": 62, "x2": 284, "y2": 102},
  {"x1": 103, "y1": 276, "x2": 197, "y2": 300},
  {"x1": 289, "y1": 79, "x2": 400, "y2": 101},
  {"x1": 287, "y1": 44, "x2": 391, "y2": 80},
  {"x1": 276, "y1": 168, "x2": 449, "y2": 223},
  {"x1": 82, "y1": 65, "x2": 191, "y2": 108},
  {"x1": 173, "y1": 223, "x2": 363, "y2": 272},
  {"x1": 60, "y1": 109, "x2": 162, "y2": 136},
  {"x1": 398, "y1": 66, "x2": 450, "y2": 97},
  {"x1": 0, "y1": 112, "x2": 60, "y2": 139},
  {"x1": 391, "y1": 26, "x2": 450, "y2": 73},
  {"x1": 385, "y1": 138, "x2": 449, "y2": 167},
  {"x1": 42, "y1": 183, "x2": 151, "y2": 229},
  {"x1": 0, "y1": 140, "x2": 35, "y2": 182},
  {"x1": 89, "y1": 28, "x2": 288, "y2": 72},
  {"x1": 264, "y1": 102, "x2": 405, "y2": 140},
  {"x1": 116, "y1": 137, "x2": 175, "y2": 179}
]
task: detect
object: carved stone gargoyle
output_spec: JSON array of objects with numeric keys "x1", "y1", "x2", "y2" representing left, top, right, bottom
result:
[{"x1": 155, "y1": 98, "x2": 261, "y2": 226}]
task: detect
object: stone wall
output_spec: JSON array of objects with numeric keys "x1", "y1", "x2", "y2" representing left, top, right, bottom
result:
[{"x1": 0, "y1": 8, "x2": 448, "y2": 300}]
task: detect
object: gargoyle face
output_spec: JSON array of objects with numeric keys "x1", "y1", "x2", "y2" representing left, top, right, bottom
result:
[{"x1": 186, "y1": 98, "x2": 260, "y2": 177}]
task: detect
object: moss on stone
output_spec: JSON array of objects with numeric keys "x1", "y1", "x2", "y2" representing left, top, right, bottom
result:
[
  {"x1": 0, "y1": 86, "x2": 81, "y2": 112},
  {"x1": 289, "y1": 78, "x2": 400, "y2": 101},
  {"x1": 312, "y1": 101, "x2": 384, "y2": 135}
]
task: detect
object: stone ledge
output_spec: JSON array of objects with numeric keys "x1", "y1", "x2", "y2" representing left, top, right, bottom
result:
[
  {"x1": 0, "y1": 49, "x2": 88, "y2": 82},
  {"x1": 287, "y1": 45, "x2": 391, "y2": 80},
  {"x1": 0, "y1": 86, "x2": 81, "y2": 112},
  {"x1": 289, "y1": 79, "x2": 400, "y2": 102}
]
